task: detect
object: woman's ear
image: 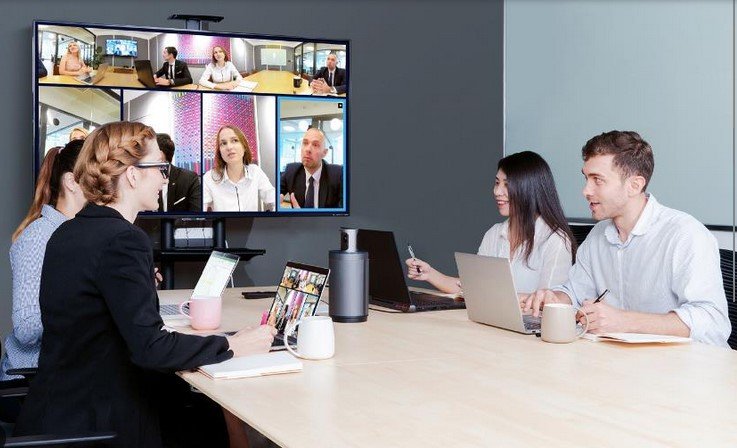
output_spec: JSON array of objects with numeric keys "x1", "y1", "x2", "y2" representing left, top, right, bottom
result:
[
  {"x1": 125, "y1": 165, "x2": 138, "y2": 188},
  {"x1": 61, "y1": 172, "x2": 77, "y2": 193}
]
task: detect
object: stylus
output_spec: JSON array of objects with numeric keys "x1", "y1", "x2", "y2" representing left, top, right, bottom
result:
[{"x1": 407, "y1": 244, "x2": 421, "y2": 273}]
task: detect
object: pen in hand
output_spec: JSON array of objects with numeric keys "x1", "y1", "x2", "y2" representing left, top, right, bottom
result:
[
  {"x1": 407, "y1": 244, "x2": 421, "y2": 274},
  {"x1": 593, "y1": 289, "x2": 609, "y2": 304}
]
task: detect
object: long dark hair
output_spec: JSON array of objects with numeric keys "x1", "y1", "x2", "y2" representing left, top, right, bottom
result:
[
  {"x1": 12, "y1": 139, "x2": 84, "y2": 242},
  {"x1": 498, "y1": 151, "x2": 576, "y2": 264}
]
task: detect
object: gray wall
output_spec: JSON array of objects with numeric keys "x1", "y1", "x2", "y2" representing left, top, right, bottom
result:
[
  {"x1": 505, "y1": 0, "x2": 733, "y2": 227},
  {"x1": 2, "y1": 0, "x2": 504, "y2": 338}
]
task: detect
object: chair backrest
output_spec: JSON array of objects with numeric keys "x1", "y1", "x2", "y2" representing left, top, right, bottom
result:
[
  {"x1": 569, "y1": 224, "x2": 594, "y2": 247},
  {"x1": 718, "y1": 249, "x2": 737, "y2": 349},
  {"x1": 52, "y1": 64, "x2": 59, "y2": 76}
]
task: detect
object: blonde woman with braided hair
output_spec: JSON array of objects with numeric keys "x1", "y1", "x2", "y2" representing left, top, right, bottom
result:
[{"x1": 14, "y1": 121, "x2": 276, "y2": 447}]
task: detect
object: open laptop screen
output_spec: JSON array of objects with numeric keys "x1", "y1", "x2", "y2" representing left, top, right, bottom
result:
[
  {"x1": 267, "y1": 262, "x2": 329, "y2": 333},
  {"x1": 192, "y1": 251, "x2": 240, "y2": 298}
]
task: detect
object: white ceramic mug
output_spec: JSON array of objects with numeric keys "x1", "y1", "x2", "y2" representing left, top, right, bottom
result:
[
  {"x1": 540, "y1": 303, "x2": 589, "y2": 343},
  {"x1": 284, "y1": 316, "x2": 335, "y2": 360}
]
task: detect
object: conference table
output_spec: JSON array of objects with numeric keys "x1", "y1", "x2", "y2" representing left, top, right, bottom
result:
[
  {"x1": 39, "y1": 70, "x2": 343, "y2": 96},
  {"x1": 160, "y1": 288, "x2": 737, "y2": 447}
]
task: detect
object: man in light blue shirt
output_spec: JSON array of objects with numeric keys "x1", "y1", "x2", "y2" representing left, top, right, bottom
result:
[{"x1": 521, "y1": 131, "x2": 730, "y2": 347}]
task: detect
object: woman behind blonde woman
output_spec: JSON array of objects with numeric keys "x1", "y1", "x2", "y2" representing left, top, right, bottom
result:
[
  {"x1": 58, "y1": 41, "x2": 91, "y2": 76},
  {"x1": 203, "y1": 125, "x2": 275, "y2": 211},
  {"x1": 199, "y1": 46, "x2": 243, "y2": 90}
]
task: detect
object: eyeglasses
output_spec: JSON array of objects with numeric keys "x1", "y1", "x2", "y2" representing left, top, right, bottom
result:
[{"x1": 134, "y1": 162, "x2": 170, "y2": 179}]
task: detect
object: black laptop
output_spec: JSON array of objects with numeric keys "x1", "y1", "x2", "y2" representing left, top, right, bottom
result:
[
  {"x1": 134, "y1": 60, "x2": 157, "y2": 88},
  {"x1": 357, "y1": 229, "x2": 465, "y2": 312}
]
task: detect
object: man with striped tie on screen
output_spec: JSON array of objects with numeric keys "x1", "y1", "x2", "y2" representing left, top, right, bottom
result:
[
  {"x1": 311, "y1": 52, "x2": 346, "y2": 95},
  {"x1": 280, "y1": 127, "x2": 343, "y2": 209}
]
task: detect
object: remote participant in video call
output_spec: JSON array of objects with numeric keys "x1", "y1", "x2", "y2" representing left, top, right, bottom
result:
[
  {"x1": 156, "y1": 133, "x2": 201, "y2": 213},
  {"x1": 280, "y1": 127, "x2": 343, "y2": 209},
  {"x1": 154, "y1": 46, "x2": 193, "y2": 87},
  {"x1": 311, "y1": 52, "x2": 346, "y2": 95}
]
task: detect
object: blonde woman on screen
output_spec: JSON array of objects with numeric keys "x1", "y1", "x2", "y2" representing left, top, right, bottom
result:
[
  {"x1": 406, "y1": 151, "x2": 576, "y2": 295},
  {"x1": 202, "y1": 125, "x2": 275, "y2": 211},
  {"x1": 69, "y1": 127, "x2": 88, "y2": 141},
  {"x1": 58, "y1": 41, "x2": 91, "y2": 76},
  {"x1": 199, "y1": 46, "x2": 243, "y2": 90}
]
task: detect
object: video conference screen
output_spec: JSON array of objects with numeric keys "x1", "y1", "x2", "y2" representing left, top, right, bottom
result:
[
  {"x1": 34, "y1": 21, "x2": 349, "y2": 217},
  {"x1": 106, "y1": 39, "x2": 138, "y2": 57}
]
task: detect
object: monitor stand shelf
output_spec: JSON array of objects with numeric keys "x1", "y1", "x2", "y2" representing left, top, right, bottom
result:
[{"x1": 155, "y1": 218, "x2": 265, "y2": 290}]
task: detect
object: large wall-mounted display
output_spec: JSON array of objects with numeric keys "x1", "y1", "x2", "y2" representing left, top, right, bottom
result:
[{"x1": 34, "y1": 20, "x2": 349, "y2": 217}]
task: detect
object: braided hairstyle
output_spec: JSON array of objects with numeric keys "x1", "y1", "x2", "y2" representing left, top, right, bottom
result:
[{"x1": 74, "y1": 121, "x2": 156, "y2": 205}]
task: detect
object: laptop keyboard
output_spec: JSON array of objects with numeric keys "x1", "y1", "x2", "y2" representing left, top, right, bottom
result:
[
  {"x1": 159, "y1": 304, "x2": 183, "y2": 316},
  {"x1": 409, "y1": 291, "x2": 466, "y2": 310},
  {"x1": 523, "y1": 315, "x2": 541, "y2": 331}
]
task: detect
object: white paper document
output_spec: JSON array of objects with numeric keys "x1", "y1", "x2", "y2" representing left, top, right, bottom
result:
[
  {"x1": 583, "y1": 332, "x2": 692, "y2": 344},
  {"x1": 232, "y1": 80, "x2": 258, "y2": 92},
  {"x1": 199, "y1": 351, "x2": 303, "y2": 379}
]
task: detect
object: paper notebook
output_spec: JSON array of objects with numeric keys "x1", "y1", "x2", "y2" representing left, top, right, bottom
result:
[
  {"x1": 583, "y1": 333, "x2": 692, "y2": 344},
  {"x1": 199, "y1": 352, "x2": 303, "y2": 379}
]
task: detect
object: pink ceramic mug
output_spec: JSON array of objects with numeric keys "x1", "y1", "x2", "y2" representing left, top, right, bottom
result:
[{"x1": 179, "y1": 296, "x2": 222, "y2": 330}]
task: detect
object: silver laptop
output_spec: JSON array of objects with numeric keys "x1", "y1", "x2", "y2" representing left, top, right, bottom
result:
[
  {"x1": 76, "y1": 63, "x2": 109, "y2": 85},
  {"x1": 159, "y1": 251, "x2": 240, "y2": 316},
  {"x1": 454, "y1": 252, "x2": 540, "y2": 335}
]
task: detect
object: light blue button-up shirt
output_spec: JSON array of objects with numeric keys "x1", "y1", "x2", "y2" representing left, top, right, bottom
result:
[
  {"x1": 554, "y1": 195, "x2": 731, "y2": 347},
  {"x1": 1, "y1": 204, "x2": 68, "y2": 380}
]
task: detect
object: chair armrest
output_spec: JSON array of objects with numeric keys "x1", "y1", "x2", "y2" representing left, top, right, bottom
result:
[
  {"x1": 0, "y1": 386, "x2": 28, "y2": 398},
  {"x1": 4, "y1": 431, "x2": 116, "y2": 447},
  {"x1": 6, "y1": 368, "x2": 38, "y2": 379}
]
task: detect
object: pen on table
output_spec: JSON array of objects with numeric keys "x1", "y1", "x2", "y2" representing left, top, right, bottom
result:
[
  {"x1": 260, "y1": 310, "x2": 269, "y2": 325},
  {"x1": 593, "y1": 289, "x2": 609, "y2": 304},
  {"x1": 407, "y1": 244, "x2": 421, "y2": 274}
]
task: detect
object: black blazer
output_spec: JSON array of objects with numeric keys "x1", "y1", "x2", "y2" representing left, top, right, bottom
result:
[
  {"x1": 154, "y1": 59, "x2": 193, "y2": 86},
  {"x1": 158, "y1": 165, "x2": 202, "y2": 212},
  {"x1": 280, "y1": 161, "x2": 343, "y2": 208},
  {"x1": 313, "y1": 67, "x2": 347, "y2": 94},
  {"x1": 14, "y1": 204, "x2": 232, "y2": 447}
]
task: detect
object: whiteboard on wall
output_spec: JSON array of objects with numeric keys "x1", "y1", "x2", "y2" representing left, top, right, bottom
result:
[
  {"x1": 260, "y1": 48, "x2": 287, "y2": 66},
  {"x1": 504, "y1": 0, "x2": 733, "y2": 227}
]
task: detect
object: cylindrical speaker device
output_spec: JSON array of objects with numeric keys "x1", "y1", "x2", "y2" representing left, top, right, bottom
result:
[{"x1": 328, "y1": 250, "x2": 368, "y2": 323}]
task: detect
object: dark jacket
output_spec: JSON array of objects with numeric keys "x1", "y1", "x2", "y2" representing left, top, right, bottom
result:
[
  {"x1": 155, "y1": 60, "x2": 193, "y2": 87},
  {"x1": 280, "y1": 160, "x2": 343, "y2": 208},
  {"x1": 14, "y1": 204, "x2": 232, "y2": 447},
  {"x1": 313, "y1": 67, "x2": 347, "y2": 94},
  {"x1": 158, "y1": 165, "x2": 202, "y2": 212}
]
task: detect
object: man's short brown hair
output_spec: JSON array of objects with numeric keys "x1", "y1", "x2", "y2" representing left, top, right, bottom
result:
[{"x1": 582, "y1": 130, "x2": 654, "y2": 191}]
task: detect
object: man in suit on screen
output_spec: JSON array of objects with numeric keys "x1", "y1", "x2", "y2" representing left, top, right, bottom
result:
[
  {"x1": 156, "y1": 133, "x2": 201, "y2": 212},
  {"x1": 154, "y1": 46, "x2": 193, "y2": 87},
  {"x1": 311, "y1": 52, "x2": 347, "y2": 95},
  {"x1": 280, "y1": 127, "x2": 343, "y2": 209}
]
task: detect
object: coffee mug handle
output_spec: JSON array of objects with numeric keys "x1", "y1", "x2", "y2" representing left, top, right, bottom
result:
[
  {"x1": 574, "y1": 308, "x2": 589, "y2": 338},
  {"x1": 179, "y1": 301, "x2": 192, "y2": 318},
  {"x1": 284, "y1": 320, "x2": 303, "y2": 359}
]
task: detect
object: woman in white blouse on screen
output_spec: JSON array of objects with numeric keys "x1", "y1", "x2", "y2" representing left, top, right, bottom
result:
[
  {"x1": 406, "y1": 151, "x2": 576, "y2": 294},
  {"x1": 202, "y1": 125, "x2": 275, "y2": 212},
  {"x1": 198, "y1": 46, "x2": 243, "y2": 90}
]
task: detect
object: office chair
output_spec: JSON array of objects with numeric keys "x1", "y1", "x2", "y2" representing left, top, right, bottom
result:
[
  {"x1": 569, "y1": 224, "x2": 594, "y2": 247},
  {"x1": 0, "y1": 341, "x2": 116, "y2": 446},
  {"x1": 719, "y1": 249, "x2": 737, "y2": 350}
]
